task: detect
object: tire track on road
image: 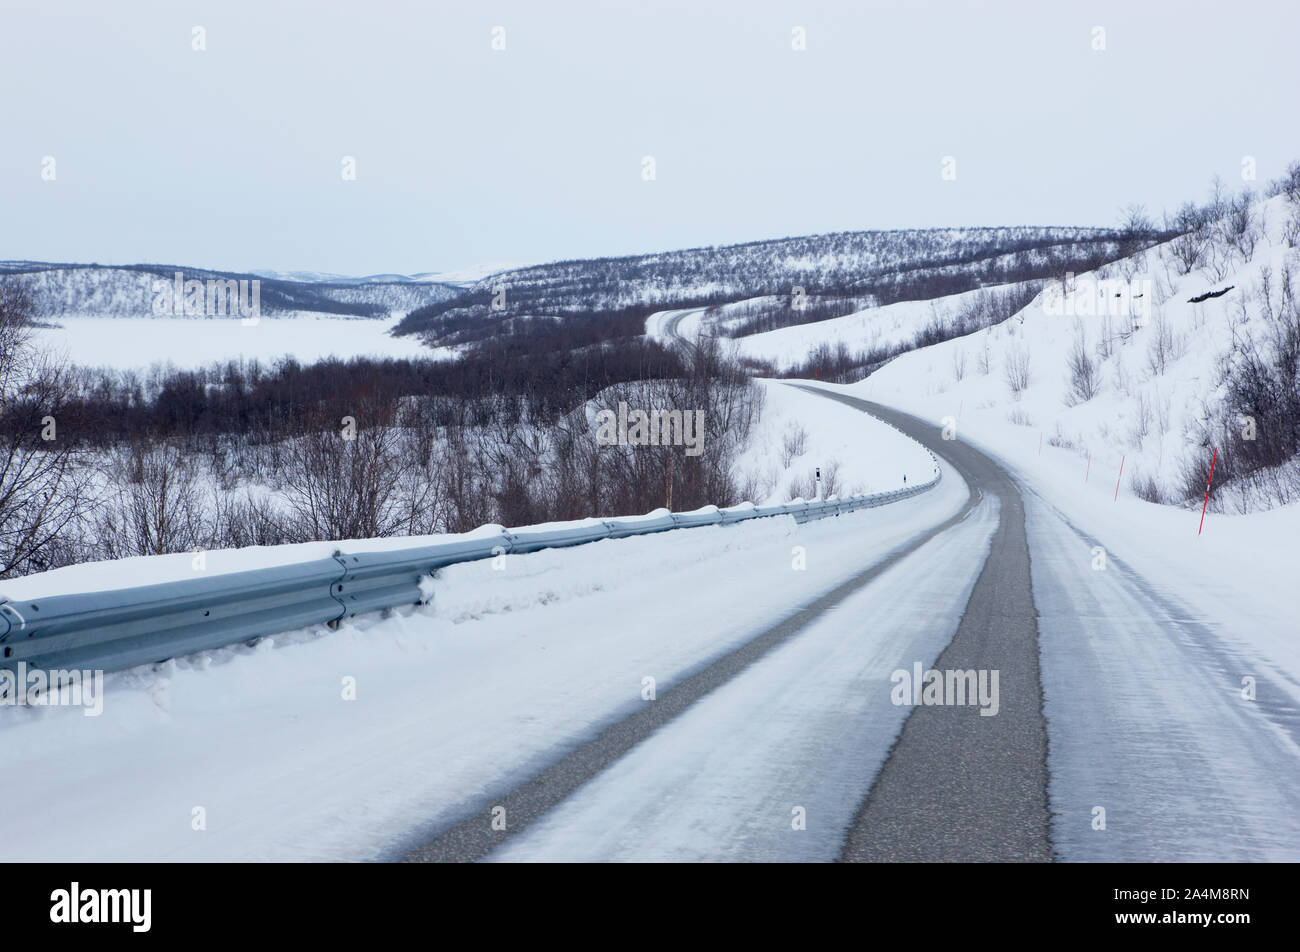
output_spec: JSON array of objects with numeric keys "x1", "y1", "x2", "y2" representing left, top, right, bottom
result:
[
  {"x1": 404, "y1": 461, "x2": 976, "y2": 862},
  {"x1": 792, "y1": 386, "x2": 1052, "y2": 862}
]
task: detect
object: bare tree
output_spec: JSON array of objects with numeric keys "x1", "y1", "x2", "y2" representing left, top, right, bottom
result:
[
  {"x1": 0, "y1": 279, "x2": 95, "y2": 576},
  {"x1": 278, "y1": 406, "x2": 408, "y2": 541},
  {"x1": 1166, "y1": 202, "x2": 1209, "y2": 274},
  {"x1": 95, "y1": 440, "x2": 212, "y2": 558},
  {"x1": 1118, "y1": 203, "x2": 1157, "y2": 276}
]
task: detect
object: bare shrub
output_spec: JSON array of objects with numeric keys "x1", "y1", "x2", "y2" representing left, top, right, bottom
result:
[
  {"x1": 1269, "y1": 159, "x2": 1300, "y2": 206},
  {"x1": 787, "y1": 459, "x2": 841, "y2": 501},
  {"x1": 1223, "y1": 189, "x2": 1259, "y2": 261},
  {"x1": 1047, "y1": 425, "x2": 1076, "y2": 450},
  {"x1": 1004, "y1": 344, "x2": 1031, "y2": 395},
  {"x1": 780, "y1": 422, "x2": 808, "y2": 467},
  {"x1": 1096, "y1": 313, "x2": 1115, "y2": 361},
  {"x1": 1130, "y1": 390, "x2": 1152, "y2": 447},
  {"x1": 1146, "y1": 310, "x2": 1176, "y2": 376},
  {"x1": 216, "y1": 491, "x2": 292, "y2": 548},
  {"x1": 1064, "y1": 322, "x2": 1100, "y2": 405},
  {"x1": 1130, "y1": 469, "x2": 1166, "y2": 504},
  {"x1": 1283, "y1": 206, "x2": 1300, "y2": 248},
  {"x1": 737, "y1": 467, "x2": 777, "y2": 505}
]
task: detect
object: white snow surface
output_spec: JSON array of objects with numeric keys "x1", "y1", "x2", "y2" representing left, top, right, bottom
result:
[{"x1": 32, "y1": 315, "x2": 438, "y2": 372}]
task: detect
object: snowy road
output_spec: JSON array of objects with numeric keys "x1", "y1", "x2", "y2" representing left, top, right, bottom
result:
[
  {"x1": 414, "y1": 386, "x2": 1300, "y2": 862},
  {"x1": 482, "y1": 496, "x2": 998, "y2": 862},
  {"x1": 410, "y1": 468, "x2": 995, "y2": 862}
]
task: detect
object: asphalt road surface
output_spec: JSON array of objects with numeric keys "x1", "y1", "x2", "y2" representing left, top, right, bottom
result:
[{"x1": 406, "y1": 385, "x2": 1052, "y2": 862}]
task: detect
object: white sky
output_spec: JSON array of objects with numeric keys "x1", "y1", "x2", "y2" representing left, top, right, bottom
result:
[{"x1": 2, "y1": 0, "x2": 1298, "y2": 275}]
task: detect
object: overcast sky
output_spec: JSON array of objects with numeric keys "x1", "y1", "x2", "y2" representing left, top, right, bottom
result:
[{"x1": 3, "y1": 0, "x2": 1298, "y2": 276}]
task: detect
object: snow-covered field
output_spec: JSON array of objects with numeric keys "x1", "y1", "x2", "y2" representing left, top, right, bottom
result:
[{"x1": 33, "y1": 315, "x2": 439, "y2": 371}]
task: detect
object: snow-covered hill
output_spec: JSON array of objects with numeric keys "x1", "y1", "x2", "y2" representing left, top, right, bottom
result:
[
  {"x1": 702, "y1": 282, "x2": 1039, "y2": 372},
  {"x1": 395, "y1": 225, "x2": 1125, "y2": 347},
  {"x1": 758, "y1": 193, "x2": 1298, "y2": 516}
]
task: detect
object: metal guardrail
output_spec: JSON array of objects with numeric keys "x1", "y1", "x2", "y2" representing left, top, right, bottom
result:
[{"x1": 0, "y1": 458, "x2": 940, "y2": 680}]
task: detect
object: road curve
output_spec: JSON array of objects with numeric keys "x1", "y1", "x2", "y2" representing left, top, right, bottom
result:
[
  {"x1": 403, "y1": 382, "x2": 1053, "y2": 862},
  {"x1": 790, "y1": 385, "x2": 1052, "y2": 862}
]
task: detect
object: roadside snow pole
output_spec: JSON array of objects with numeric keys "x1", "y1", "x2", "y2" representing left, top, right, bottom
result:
[
  {"x1": 815, "y1": 466, "x2": 822, "y2": 501},
  {"x1": 1114, "y1": 455, "x2": 1125, "y2": 501},
  {"x1": 1199, "y1": 446, "x2": 1218, "y2": 536},
  {"x1": 1085, "y1": 452, "x2": 1091, "y2": 483},
  {"x1": 665, "y1": 453, "x2": 674, "y2": 510}
]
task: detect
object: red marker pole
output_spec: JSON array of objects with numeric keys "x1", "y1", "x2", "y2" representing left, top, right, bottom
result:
[
  {"x1": 1085, "y1": 453, "x2": 1091, "y2": 482},
  {"x1": 1114, "y1": 455, "x2": 1125, "y2": 501},
  {"x1": 1199, "y1": 446, "x2": 1218, "y2": 536}
]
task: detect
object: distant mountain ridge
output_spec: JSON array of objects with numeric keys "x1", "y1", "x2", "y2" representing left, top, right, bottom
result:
[
  {"x1": 0, "y1": 261, "x2": 465, "y2": 319},
  {"x1": 250, "y1": 261, "x2": 536, "y2": 288},
  {"x1": 394, "y1": 224, "x2": 1131, "y2": 346}
]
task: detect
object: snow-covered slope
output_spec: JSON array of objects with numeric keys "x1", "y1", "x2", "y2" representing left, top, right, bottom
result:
[
  {"x1": 865, "y1": 194, "x2": 1297, "y2": 505},
  {"x1": 708, "y1": 283, "x2": 1038, "y2": 372},
  {"x1": 736, "y1": 380, "x2": 935, "y2": 503}
]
